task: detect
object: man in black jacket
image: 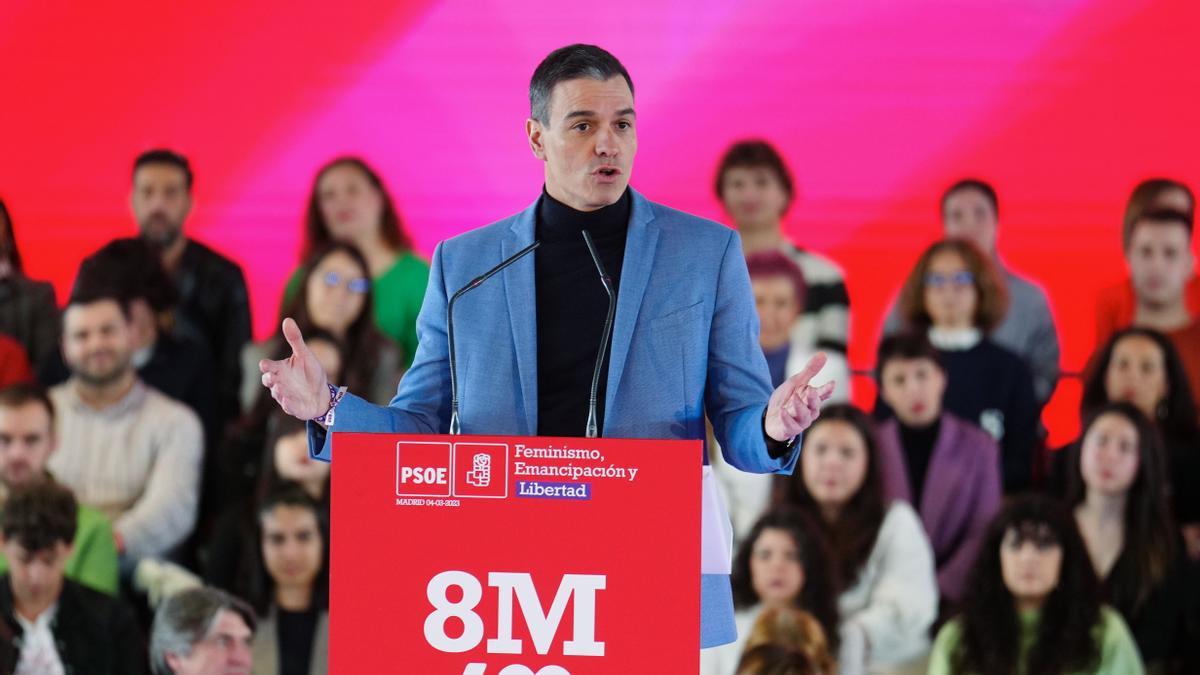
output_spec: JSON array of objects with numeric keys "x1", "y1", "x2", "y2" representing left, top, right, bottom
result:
[
  {"x1": 129, "y1": 149, "x2": 252, "y2": 432},
  {"x1": 0, "y1": 481, "x2": 144, "y2": 674}
]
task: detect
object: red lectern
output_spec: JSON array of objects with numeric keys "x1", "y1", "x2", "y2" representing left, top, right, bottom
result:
[{"x1": 330, "y1": 433, "x2": 702, "y2": 674}]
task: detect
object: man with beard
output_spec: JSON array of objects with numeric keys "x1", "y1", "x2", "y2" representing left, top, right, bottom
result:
[
  {"x1": 130, "y1": 150, "x2": 251, "y2": 431},
  {"x1": 0, "y1": 383, "x2": 118, "y2": 595},
  {"x1": 46, "y1": 289, "x2": 202, "y2": 565}
]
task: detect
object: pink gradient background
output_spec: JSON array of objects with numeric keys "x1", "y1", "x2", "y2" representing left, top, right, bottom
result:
[{"x1": 2, "y1": 0, "x2": 1198, "y2": 443}]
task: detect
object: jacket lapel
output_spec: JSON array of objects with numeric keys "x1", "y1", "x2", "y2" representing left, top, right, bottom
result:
[
  {"x1": 603, "y1": 190, "x2": 660, "y2": 432},
  {"x1": 503, "y1": 200, "x2": 540, "y2": 435}
]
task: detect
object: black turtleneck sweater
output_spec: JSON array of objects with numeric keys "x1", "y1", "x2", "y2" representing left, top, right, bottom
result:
[
  {"x1": 899, "y1": 417, "x2": 941, "y2": 506},
  {"x1": 535, "y1": 188, "x2": 631, "y2": 437}
]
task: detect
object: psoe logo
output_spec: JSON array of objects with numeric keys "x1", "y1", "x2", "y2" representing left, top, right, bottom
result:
[
  {"x1": 454, "y1": 443, "x2": 508, "y2": 499},
  {"x1": 395, "y1": 441, "x2": 452, "y2": 497}
]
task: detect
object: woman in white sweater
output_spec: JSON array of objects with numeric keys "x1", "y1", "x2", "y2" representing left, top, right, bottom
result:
[{"x1": 778, "y1": 404, "x2": 938, "y2": 674}]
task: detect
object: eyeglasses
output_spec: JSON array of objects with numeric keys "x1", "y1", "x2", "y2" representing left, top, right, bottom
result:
[
  {"x1": 924, "y1": 271, "x2": 975, "y2": 288},
  {"x1": 322, "y1": 271, "x2": 370, "y2": 294}
]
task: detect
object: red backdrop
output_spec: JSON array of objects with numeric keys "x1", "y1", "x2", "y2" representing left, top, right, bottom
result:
[{"x1": 2, "y1": 0, "x2": 1198, "y2": 444}]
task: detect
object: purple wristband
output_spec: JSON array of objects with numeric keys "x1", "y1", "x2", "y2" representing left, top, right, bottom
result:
[{"x1": 311, "y1": 383, "x2": 348, "y2": 426}]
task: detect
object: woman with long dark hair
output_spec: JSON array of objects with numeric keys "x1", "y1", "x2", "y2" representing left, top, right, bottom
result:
[
  {"x1": 1066, "y1": 327, "x2": 1200, "y2": 559},
  {"x1": 0, "y1": 198, "x2": 58, "y2": 372},
  {"x1": 246, "y1": 242, "x2": 400, "y2": 409},
  {"x1": 702, "y1": 508, "x2": 840, "y2": 675},
  {"x1": 928, "y1": 494, "x2": 1143, "y2": 675},
  {"x1": 777, "y1": 404, "x2": 937, "y2": 673},
  {"x1": 1066, "y1": 402, "x2": 1196, "y2": 672},
  {"x1": 282, "y1": 157, "x2": 429, "y2": 367}
]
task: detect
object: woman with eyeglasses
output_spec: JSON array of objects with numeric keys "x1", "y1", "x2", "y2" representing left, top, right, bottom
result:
[
  {"x1": 882, "y1": 239, "x2": 1039, "y2": 493},
  {"x1": 242, "y1": 242, "x2": 400, "y2": 409},
  {"x1": 927, "y1": 494, "x2": 1144, "y2": 675},
  {"x1": 281, "y1": 157, "x2": 429, "y2": 369}
]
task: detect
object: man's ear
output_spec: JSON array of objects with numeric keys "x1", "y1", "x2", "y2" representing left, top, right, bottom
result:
[{"x1": 526, "y1": 118, "x2": 547, "y2": 161}]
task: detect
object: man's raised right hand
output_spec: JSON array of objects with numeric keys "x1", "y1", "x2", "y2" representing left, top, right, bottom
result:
[{"x1": 260, "y1": 318, "x2": 330, "y2": 421}]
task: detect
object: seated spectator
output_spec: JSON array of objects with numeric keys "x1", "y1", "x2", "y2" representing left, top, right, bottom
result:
[
  {"x1": 0, "y1": 198, "x2": 60, "y2": 374},
  {"x1": 47, "y1": 289, "x2": 202, "y2": 562},
  {"x1": 130, "y1": 149, "x2": 252, "y2": 436},
  {"x1": 150, "y1": 586, "x2": 254, "y2": 675},
  {"x1": 882, "y1": 179, "x2": 1060, "y2": 403},
  {"x1": 778, "y1": 405, "x2": 937, "y2": 674},
  {"x1": 248, "y1": 485, "x2": 328, "y2": 674},
  {"x1": 207, "y1": 414, "x2": 329, "y2": 596},
  {"x1": 0, "y1": 383, "x2": 117, "y2": 594},
  {"x1": 0, "y1": 481, "x2": 143, "y2": 673},
  {"x1": 927, "y1": 495, "x2": 1143, "y2": 675},
  {"x1": 735, "y1": 606, "x2": 836, "y2": 675},
  {"x1": 1066, "y1": 402, "x2": 1197, "y2": 671},
  {"x1": 1053, "y1": 328, "x2": 1200, "y2": 558},
  {"x1": 244, "y1": 242, "x2": 399, "y2": 410},
  {"x1": 883, "y1": 238, "x2": 1039, "y2": 492},
  {"x1": 714, "y1": 251, "x2": 849, "y2": 540},
  {"x1": 702, "y1": 509, "x2": 840, "y2": 675},
  {"x1": 282, "y1": 157, "x2": 429, "y2": 368},
  {"x1": 1096, "y1": 178, "x2": 1200, "y2": 343},
  {"x1": 873, "y1": 333, "x2": 1000, "y2": 607},
  {"x1": 715, "y1": 140, "x2": 851, "y2": 355},
  {"x1": 1117, "y1": 207, "x2": 1200, "y2": 402}
]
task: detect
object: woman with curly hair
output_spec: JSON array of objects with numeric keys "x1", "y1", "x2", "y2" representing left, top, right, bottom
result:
[
  {"x1": 885, "y1": 238, "x2": 1040, "y2": 492},
  {"x1": 927, "y1": 494, "x2": 1143, "y2": 675},
  {"x1": 1066, "y1": 402, "x2": 1196, "y2": 672},
  {"x1": 701, "y1": 508, "x2": 840, "y2": 675}
]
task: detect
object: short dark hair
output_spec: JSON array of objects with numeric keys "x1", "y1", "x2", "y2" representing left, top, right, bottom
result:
[
  {"x1": 133, "y1": 149, "x2": 194, "y2": 190},
  {"x1": 529, "y1": 44, "x2": 634, "y2": 124},
  {"x1": 1122, "y1": 178, "x2": 1195, "y2": 241},
  {"x1": 0, "y1": 383, "x2": 55, "y2": 424},
  {"x1": 941, "y1": 178, "x2": 999, "y2": 219},
  {"x1": 1124, "y1": 207, "x2": 1194, "y2": 248},
  {"x1": 875, "y1": 332, "x2": 944, "y2": 385},
  {"x1": 74, "y1": 237, "x2": 176, "y2": 314},
  {"x1": 65, "y1": 285, "x2": 132, "y2": 322},
  {"x1": 714, "y1": 140, "x2": 796, "y2": 207},
  {"x1": 1, "y1": 481, "x2": 77, "y2": 552}
]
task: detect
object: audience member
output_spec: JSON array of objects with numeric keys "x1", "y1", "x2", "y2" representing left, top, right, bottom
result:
[
  {"x1": 702, "y1": 509, "x2": 840, "y2": 675},
  {"x1": 150, "y1": 586, "x2": 255, "y2": 675},
  {"x1": 714, "y1": 250, "x2": 848, "y2": 540},
  {"x1": 778, "y1": 405, "x2": 937, "y2": 674},
  {"x1": 873, "y1": 333, "x2": 1001, "y2": 607},
  {"x1": 1066, "y1": 327, "x2": 1200, "y2": 558},
  {"x1": 283, "y1": 156, "x2": 429, "y2": 367},
  {"x1": 130, "y1": 149, "x2": 252, "y2": 430},
  {"x1": 245, "y1": 242, "x2": 398, "y2": 410},
  {"x1": 0, "y1": 198, "x2": 60, "y2": 373},
  {"x1": 0, "y1": 481, "x2": 143, "y2": 674},
  {"x1": 715, "y1": 140, "x2": 851, "y2": 355},
  {"x1": 1096, "y1": 178, "x2": 1200, "y2": 341},
  {"x1": 247, "y1": 485, "x2": 328, "y2": 675},
  {"x1": 1116, "y1": 207, "x2": 1200, "y2": 401},
  {"x1": 1066, "y1": 402, "x2": 1198, "y2": 671},
  {"x1": 734, "y1": 606, "x2": 836, "y2": 675},
  {"x1": 885, "y1": 238, "x2": 1039, "y2": 492},
  {"x1": 0, "y1": 383, "x2": 118, "y2": 594},
  {"x1": 927, "y1": 494, "x2": 1143, "y2": 675},
  {"x1": 47, "y1": 289, "x2": 203, "y2": 562},
  {"x1": 883, "y1": 179, "x2": 1061, "y2": 403}
]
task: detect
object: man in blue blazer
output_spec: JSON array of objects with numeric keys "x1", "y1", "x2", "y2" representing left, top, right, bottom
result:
[{"x1": 260, "y1": 44, "x2": 834, "y2": 649}]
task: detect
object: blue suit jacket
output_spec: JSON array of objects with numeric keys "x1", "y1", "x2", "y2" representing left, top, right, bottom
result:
[{"x1": 309, "y1": 189, "x2": 798, "y2": 647}]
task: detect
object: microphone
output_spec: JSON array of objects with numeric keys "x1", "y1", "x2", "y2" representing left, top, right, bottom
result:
[
  {"x1": 447, "y1": 241, "x2": 541, "y2": 435},
  {"x1": 580, "y1": 230, "x2": 616, "y2": 438}
]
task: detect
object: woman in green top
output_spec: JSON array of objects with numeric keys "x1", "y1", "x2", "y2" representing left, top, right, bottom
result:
[
  {"x1": 927, "y1": 494, "x2": 1144, "y2": 675},
  {"x1": 284, "y1": 156, "x2": 429, "y2": 367}
]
